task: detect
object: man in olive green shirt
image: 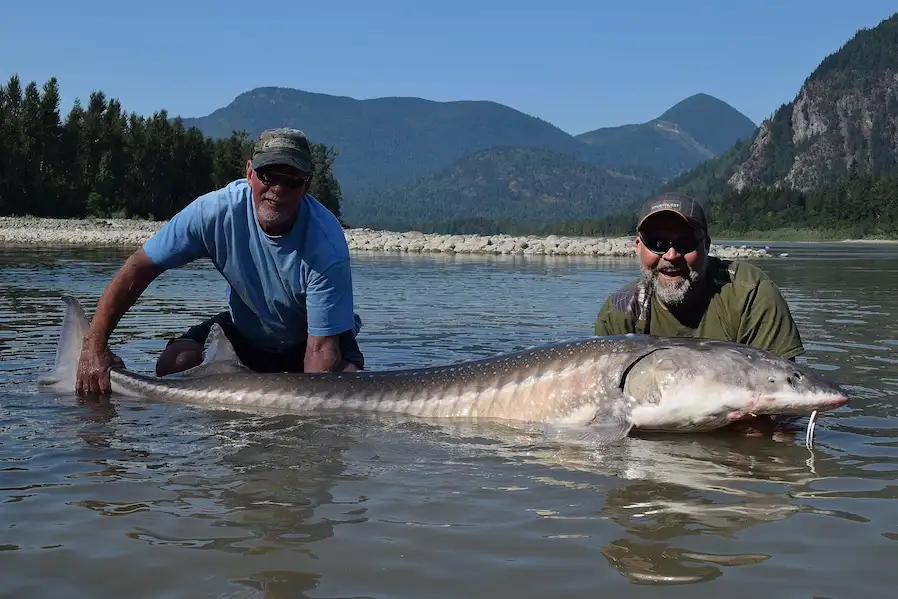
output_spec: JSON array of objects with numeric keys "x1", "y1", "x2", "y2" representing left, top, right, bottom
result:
[{"x1": 594, "y1": 192, "x2": 805, "y2": 435}]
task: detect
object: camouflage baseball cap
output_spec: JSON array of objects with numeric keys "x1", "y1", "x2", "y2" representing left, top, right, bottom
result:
[
  {"x1": 637, "y1": 192, "x2": 708, "y2": 233},
  {"x1": 251, "y1": 127, "x2": 313, "y2": 174}
]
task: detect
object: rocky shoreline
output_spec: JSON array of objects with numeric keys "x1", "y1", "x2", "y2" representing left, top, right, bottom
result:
[{"x1": 0, "y1": 216, "x2": 778, "y2": 259}]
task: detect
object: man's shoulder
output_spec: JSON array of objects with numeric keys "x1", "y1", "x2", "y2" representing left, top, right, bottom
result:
[
  {"x1": 142, "y1": 180, "x2": 250, "y2": 268},
  {"x1": 302, "y1": 194, "x2": 350, "y2": 261},
  {"x1": 708, "y1": 257, "x2": 791, "y2": 311},
  {"x1": 595, "y1": 278, "x2": 648, "y2": 335},
  {"x1": 205, "y1": 179, "x2": 251, "y2": 209},
  {"x1": 709, "y1": 257, "x2": 774, "y2": 290},
  {"x1": 304, "y1": 194, "x2": 344, "y2": 231},
  {"x1": 184, "y1": 179, "x2": 250, "y2": 220},
  {"x1": 604, "y1": 278, "x2": 650, "y2": 319},
  {"x1": 706, "y1": 257, "x2": 803, "y2": 358}
]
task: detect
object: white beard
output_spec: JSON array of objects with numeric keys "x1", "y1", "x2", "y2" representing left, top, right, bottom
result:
[
  {"x1": 255, "y1": 196, "x2": 298, "y2": 233},
  {"x1": 641, "y1": 265, "x2": 701, "y2": 308}
]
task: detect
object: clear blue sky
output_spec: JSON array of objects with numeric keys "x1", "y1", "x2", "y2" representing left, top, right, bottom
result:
[{"x1": 2, "y1": 0, "x2": 895, "y2": 135}]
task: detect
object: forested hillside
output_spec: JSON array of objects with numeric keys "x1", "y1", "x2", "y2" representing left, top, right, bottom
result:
[
  {"x1": 358, "y1": 147, "x2": 660, "y2": 233},
  {"x1": 663, "y1": 12, "x2": 898, "y2": 238}
]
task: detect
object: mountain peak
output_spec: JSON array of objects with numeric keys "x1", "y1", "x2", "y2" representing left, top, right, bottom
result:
[
  {"x1": 574, "y1": 93, "x2": 756, "y2": 176},
  {"x1": 655, "y1": 93, "x2": 758, "y2": 155},
  {"x1": 656, "y1": 93, "x2": 727, "y2": 121}
]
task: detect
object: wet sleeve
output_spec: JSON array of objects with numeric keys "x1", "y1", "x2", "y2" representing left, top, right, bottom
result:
[
  {"x1": 738, "y1": 278, "x2": 805, "y2": 359},
  {"x1": 305, "y1": 257, "x2": 357, "y2": 338}
]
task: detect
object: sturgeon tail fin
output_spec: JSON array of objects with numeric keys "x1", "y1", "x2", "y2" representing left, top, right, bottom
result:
[{"x1": 37, "y1": 295, "x2": 91, "y2": 393}]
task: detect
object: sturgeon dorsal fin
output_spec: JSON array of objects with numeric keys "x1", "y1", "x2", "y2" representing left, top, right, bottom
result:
[
  {"x1": 168, "y1": 324, "x2": 249, "y2": 378},
  {"x1": 201, "y1": 323, "x2": 241, "y2": 365}
]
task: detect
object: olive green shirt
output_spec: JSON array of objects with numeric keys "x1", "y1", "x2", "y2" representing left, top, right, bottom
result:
[{"x1": 594, "y1": 257, "x2": 805, "y2": 359}]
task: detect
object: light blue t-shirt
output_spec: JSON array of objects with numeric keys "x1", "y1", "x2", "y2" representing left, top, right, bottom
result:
[{"x1": 143, "y1": 179, "x2": 357, "y2": 352}]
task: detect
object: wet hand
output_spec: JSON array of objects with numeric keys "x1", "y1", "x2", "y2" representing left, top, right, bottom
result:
[
  {"x1": 727, "y1": 415, "x2": 792, "y2": 441},
  {"x1": 75, "y1": 341, "x2": 125, "y2": 397}
]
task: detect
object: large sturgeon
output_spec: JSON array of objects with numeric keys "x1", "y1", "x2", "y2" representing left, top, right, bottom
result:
[{"x1": 39, "y1": 295, "x2": 849, "y2": 446}]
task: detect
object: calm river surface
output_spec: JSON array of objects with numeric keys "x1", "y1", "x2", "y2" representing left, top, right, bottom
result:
[{"x1": 1, "y1": 241, "x2": 897, "y2": 598}]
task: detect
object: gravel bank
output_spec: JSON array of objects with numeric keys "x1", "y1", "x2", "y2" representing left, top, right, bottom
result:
[{"x1": 0, "y1": 216, "x2": 779, "y2": 259}]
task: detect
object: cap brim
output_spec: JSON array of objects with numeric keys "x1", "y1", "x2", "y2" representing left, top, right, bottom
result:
[
  {"x1": 252, "y1": 152, "x2": 312, "y2": 175},
  {"x1": 638, "y1": 209, "x2": 703, "y2": 231}
]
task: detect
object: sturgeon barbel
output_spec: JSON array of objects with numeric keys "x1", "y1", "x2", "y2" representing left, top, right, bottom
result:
[{"x1": 39, "y1": 296, "x2": 849, "y2": 446}]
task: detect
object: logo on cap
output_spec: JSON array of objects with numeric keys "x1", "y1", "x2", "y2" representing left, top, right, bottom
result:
[
  {"x1": 650, "y1": 201, "x2": 682, "y2": 211},
  {"x1": 260, "y1": 137, "x2": 300, "y2": 150}
]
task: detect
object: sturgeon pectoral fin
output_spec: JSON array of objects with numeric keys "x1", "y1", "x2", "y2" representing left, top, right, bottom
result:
[{"x1": 542, "y1": 414, "x2": 634, "y2": 446}]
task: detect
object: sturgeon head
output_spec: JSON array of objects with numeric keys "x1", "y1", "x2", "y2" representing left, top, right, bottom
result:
[{"x1": 619, "y1": 337, "x2": 850, "y2": 433}]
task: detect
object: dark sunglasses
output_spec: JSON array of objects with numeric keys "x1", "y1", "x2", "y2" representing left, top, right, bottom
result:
[
  {"x1": 256, "y1": 169, "x2": 310, "y2": 189},
  {"x1": 638, "y1": 230, "x2": 705, "y2": 255}
]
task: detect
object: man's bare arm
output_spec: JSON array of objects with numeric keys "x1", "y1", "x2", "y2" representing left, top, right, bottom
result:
[{"x1": 76, "y1": 248, "x2": 164, "y2": 395}]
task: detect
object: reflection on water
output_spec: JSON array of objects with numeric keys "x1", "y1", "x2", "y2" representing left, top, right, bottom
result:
[{"x1": 1, "y1": 243, "x2": 898, "y2": 597}]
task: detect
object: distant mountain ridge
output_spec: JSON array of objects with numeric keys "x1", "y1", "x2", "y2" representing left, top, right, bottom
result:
[
  {"x1": 574, "y1": 93, "x2": 758, "y2": 177},
  {"x1": 179, "y1": 88, "x2": 756, "y2": 229},
  {"x1": 181, "y1": 87, "x2": 601, "y2": 198}
]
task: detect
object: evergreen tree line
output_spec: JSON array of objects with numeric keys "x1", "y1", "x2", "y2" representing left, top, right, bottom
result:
[
  {"x1": 368, "y1": 212, "x2": 639, "y2": 237},
  {"x1": 706, "y1": 165, "x2": 898, "y2": 237},
  {"x1": 385, "y1": 166, "x2": 898, "y2": 239},
  {"x1": 0, "y1": 75, "x2": 344, "y2": 222}
]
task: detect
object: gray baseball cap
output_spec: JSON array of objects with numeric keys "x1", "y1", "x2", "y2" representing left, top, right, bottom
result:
[
  {"x1": 637, "y1": 192, "x2": 708, "y2": 233},
  {"x1": 251, "y1": 127, "x2": 313, "y2": 174}
]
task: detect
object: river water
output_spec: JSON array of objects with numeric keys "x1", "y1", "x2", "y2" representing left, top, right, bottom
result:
[{"x1": 1, "y1": 242, "x2": 896, "y2": 598}]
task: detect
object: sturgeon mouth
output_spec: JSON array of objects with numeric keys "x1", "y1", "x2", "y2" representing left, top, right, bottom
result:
[
  {"x1": 821, "y1": 394, "x2": 850, "y2": 409},
  {"x1": 727, "y1": 391, "x2": 849, "y2": 448}
]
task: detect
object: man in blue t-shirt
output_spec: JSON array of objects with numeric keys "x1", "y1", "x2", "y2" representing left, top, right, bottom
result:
[{"x1": 74, "y1": 127, "x2": 364, "y2": 397}]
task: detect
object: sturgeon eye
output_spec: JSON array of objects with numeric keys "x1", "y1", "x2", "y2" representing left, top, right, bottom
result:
[{"x1": 768, "y1": 376, "x2": 776, "y2": 383}]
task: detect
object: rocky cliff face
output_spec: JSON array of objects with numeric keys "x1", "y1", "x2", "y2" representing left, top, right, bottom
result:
[
  {"x1": 672, "y1": 13, "x2": 898, "y2": 199},
  {"x1": 727, "y1": 75, "x2": 898, "y2": 192}
]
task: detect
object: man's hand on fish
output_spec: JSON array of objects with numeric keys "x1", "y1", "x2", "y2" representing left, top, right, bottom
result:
[{"x1": 75, "y1": 342, "x2": 125, "y2": 397}]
